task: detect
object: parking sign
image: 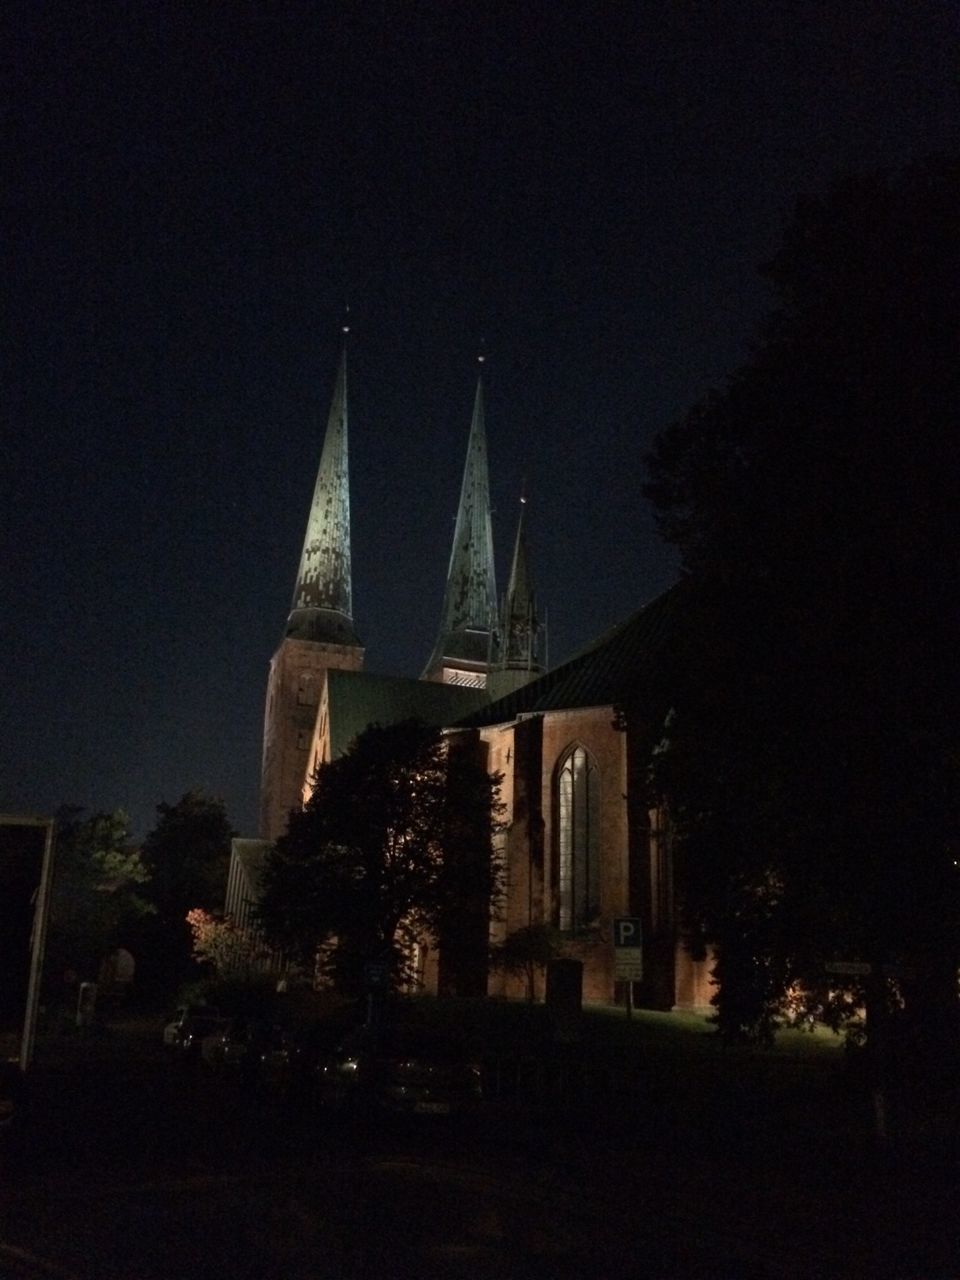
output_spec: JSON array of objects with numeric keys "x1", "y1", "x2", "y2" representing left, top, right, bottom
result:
[
  {"x1": 613, "y1": 917, "x2": 642, "y2": 948},
  {"x1": 613, "y1": 917, "x2": 643, "y2": 982}
]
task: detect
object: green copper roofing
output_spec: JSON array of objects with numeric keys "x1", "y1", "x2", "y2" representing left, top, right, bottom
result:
[
  {"x1": 496, "y1": 496, "x2": 543, "y2": 673},
  {"x1": 325, "y1": 669, "x2": 489, "y2": 760},
  {"x1": 460, "y1": 583, "x2": 684, "y2": 727},
  {"x1": 286, "y1": 346, "x2": 361, "y2": 646},
  {"x1": 423, "y1": 375, "x2": 497, "y2": 675}
]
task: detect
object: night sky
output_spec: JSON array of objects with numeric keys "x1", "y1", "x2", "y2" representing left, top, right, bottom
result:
[{"x1": 3, "y1": 2, "x2": 958, "y2": 838}]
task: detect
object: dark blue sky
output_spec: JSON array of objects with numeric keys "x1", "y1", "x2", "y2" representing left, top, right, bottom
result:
[{"x1": 3, "y1": 1, "x2": 958, "y2": 837}]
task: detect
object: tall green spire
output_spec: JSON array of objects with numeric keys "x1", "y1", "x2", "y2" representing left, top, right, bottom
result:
[
  {"x1": 286, "y1": 344, "x2": 360, "y2": 645},
  {"x1": 260, "y1": 337, "x2": 363, "y2": 842},
  {"x1": 423, "y1": 373, "x2": 497, "y2": 684}
]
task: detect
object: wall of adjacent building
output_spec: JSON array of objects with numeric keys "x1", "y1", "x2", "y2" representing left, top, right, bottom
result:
[{"x1": 475, "y1": 704, "x2": 712, "y2": 1010}]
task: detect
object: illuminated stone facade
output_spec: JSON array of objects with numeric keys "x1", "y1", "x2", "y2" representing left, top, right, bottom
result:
[{"x1": 260, "y1": 636, "x2": 363, "y2": 842}]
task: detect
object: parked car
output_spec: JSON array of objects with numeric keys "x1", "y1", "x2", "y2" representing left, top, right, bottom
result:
[
  {"x1": 257, "y1": 1026, "x2": 303, "y2": 1089},
  {"x1": 255, "y1": 1011, "x2": 360, "y2": 1100},
  {"x1": 162, "y1": 1004, "x2": 221, "y2": 1049},
  {"x1": 163, "y1": 1006, "x2": 225, "y2": 1060},
  {"x1": 200, "y1": 1017, "x2": 277, "y2": 1078},
  {"x1": 318, "y1": 1024, "x2": 483, "y2": 1116}
]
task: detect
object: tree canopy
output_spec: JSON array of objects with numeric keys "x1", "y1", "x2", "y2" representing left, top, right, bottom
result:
[
  {"x1": 47, "y1": 808, "x2": 154, "y2": 985},
  {"x1": 139, "y1": 790, "x2": 235, "y2": 995},
  {"x1": 141, "y1": 789, "x2": 234, "y2": 919},
  {"x1": 643, "y1": 157, "x2": 960, "y2": 1047},
  {"x1": 258, "y1": 720, "x2": 502, "y2": 995}
]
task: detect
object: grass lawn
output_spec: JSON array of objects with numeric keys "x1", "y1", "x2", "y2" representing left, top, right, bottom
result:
[
  {"x1": 383, "y1": 994, "x2": 960, "y2": 1160},
  {"x1": 382, "y1": 994, "x2": 857, "y2": 1142}
]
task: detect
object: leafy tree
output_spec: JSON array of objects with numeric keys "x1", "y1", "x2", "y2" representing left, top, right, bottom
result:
[
  {"x1": 139, "y1": 790, "x2": 234, "y2": 995},
  {"x1": 47, "y1": 808, "x2": 154, "y2": 987},
  {"x1": 185, "y1": 908, "x2": 268, "y2": 980},
  {"x1": 142, "y1": 790, "x2": 234, "y2": 917},
  {"x1": 643, "y1": 157, "x2": 960, "y2": 1055},
  {"x1": 258, "y1": 720, "x2": 502, "y2": 996}
]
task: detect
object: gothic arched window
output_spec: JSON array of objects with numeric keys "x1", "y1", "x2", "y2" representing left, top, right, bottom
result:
[{"x1": 555, "y1": 744, "x2": 600, "y2": 931}]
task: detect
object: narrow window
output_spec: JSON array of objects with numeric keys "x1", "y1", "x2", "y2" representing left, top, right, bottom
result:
[{"x1": 556, "y1": 745, "x2": 600, "y2": 930}]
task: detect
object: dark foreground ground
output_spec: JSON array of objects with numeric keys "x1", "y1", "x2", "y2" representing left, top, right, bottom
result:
[{"x1": 0, "y1": 1013, "x2": 957, "y2": 1279}]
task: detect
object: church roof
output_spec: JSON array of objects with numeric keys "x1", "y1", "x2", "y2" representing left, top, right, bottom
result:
[
  {"x1": 458, "y1": 583, "x2": 684, "y2": 727},
  {"x1": 230, "y1": 839, "x2": 273, "y2": 896},
  {"x1": 286, "y1": 345, "x2": 361, "y2": 646},
  {"x1": 325, "y1": 668, "x2": 489, "y2": 759},
  {"x1": 423, "y1": 375, "x2": 496, "y2": 676}
]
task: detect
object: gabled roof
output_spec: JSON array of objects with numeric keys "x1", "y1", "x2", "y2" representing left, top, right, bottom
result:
[
  {"x1": 230, "y1": 839, "x2": 273, "y2": 897},
  {"x1": 325, "y1": 669, "x2": 490, "y2": 759},
  {"x1": 458, "y1": 583, "x2": 683, "y2": 728}
]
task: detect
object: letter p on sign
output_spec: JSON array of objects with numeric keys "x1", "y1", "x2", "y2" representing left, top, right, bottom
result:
[{"x1": 613, "y1": 917, "x2": 642, "y2": 948}]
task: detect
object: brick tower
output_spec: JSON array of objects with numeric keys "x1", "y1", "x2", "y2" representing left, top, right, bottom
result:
[
  {"x1": 422, "y1": 367, "x2": 497, "y2": 687},
  {"x1": 260, "y1": 340, "x2": 363, "y2": 840}
]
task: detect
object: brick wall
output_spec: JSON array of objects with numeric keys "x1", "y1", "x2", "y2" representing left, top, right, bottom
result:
[{"x1": 259, "y1": 637, "x2": 363, "y2": 841}]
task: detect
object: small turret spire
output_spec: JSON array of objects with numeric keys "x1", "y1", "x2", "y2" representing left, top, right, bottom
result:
[
  {"x1": 285, "y1": 341, "x2": 360, "y2": 645},
  {"x1": 487, "y1": 490, "x2": 544, "y2": 699},
  {"x1": 504, "y1": 492, "x2": 534, "y2": 644}
]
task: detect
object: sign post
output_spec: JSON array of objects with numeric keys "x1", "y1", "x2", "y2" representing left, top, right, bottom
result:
[
  {"x1": 1, "y1": 815, "x2": 56, "y2": 1073},
  {"x1": 613, "y1": 917, "x2": 643, "y2": 1019}
]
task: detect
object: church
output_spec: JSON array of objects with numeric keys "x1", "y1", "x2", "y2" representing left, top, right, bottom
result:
[{"x1": 249, "y1": 342, "x2": 711, "y2": 1011}]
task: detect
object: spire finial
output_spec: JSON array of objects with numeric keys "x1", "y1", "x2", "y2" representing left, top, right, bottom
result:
[{"x1": 342, "y1": 302, "x2": 351, "y2": 337}]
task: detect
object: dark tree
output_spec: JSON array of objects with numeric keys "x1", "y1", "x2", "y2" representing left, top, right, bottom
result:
[
  {"x1": 644, "y1": 157, "x2": 960, "y2": 1054},
  {"x1": 139, "y1": 790, "x2": 234, "y2": 996},
  {"x1": 46, "y1": 808, "x2": 154, "y2": 988},
  {"x1": 258, "y1": 720, "x2": 502, "y2": 995},
  {"x1": 434, "y1": 732, "x2": 505, "y2": 996}
]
